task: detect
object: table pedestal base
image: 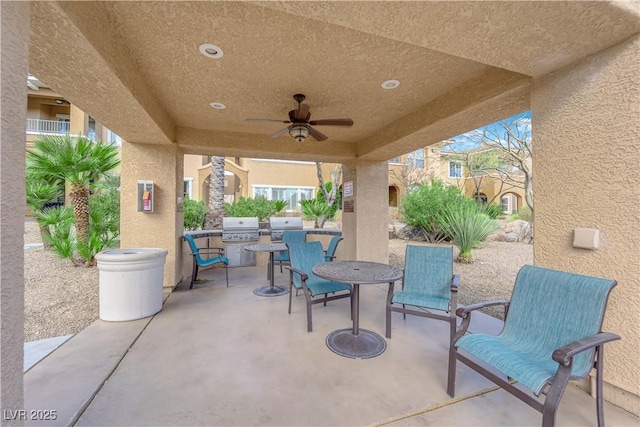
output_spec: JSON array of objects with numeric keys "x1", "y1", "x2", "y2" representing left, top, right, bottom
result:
[
  {"x1": 325, "y1": 328, "x2": 386, "y2": 359},
  {"x1": 253, "y1": 285, "x2": 289, "y2": 297}
]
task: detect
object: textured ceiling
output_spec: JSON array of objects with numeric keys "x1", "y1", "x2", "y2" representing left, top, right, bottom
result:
[{"x1": 28, "y1": 1, "x2": 639, "y2": 162}]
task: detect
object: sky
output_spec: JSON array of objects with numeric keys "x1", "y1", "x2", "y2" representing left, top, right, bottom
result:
[{"x1": 442, "y1": 110, "x2": 531, "y2": 152}]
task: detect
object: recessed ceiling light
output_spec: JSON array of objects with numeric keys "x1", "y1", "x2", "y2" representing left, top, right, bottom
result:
[
  {"x1": 381, "y1": 79, "x2": 400, "y2": 90},
  {"x1": 199, "y1": 43, "x2": 224, "y2": 59},
  {"x1": 210, "y1": 102, "x2": 226, "y2": 110}
]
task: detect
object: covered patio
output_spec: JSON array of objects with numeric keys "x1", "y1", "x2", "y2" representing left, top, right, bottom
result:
[
  {"x1": 2, "y1": 1, "x2": 639, "y2": 423},
  {"x1": 24, "y1": 267, "x2": 638, "y2": 426}
]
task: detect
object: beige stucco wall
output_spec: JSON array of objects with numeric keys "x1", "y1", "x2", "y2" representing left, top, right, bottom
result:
[
  {"x1": 120, "y1": 142, "x2": 185, "y2": 288},
  {"x1": 183, "y1": 154, "x2": 203, "y2": 200},
  {"x1": 1, "y1": 0, "x2": 28, "y2": 418},
  {"x1": 243, "y1": 159, "x2": 338, "y2": 201},
  {"x1": 532, "y1": 35, "x2": 640, "y2": 412}
]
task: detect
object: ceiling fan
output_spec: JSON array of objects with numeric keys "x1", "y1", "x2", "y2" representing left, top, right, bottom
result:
[{"x1": 245, "y1": 94, "x2": 354, "y2": 142}]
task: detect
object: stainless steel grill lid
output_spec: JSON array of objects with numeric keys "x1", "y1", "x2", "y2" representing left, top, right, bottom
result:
[{"x1": 269, "y1": 217, "x2": 303, "y2": 241}]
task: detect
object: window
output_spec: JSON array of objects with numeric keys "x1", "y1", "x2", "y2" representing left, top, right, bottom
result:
[
  {"x1": 501, "y1": 195, "x2": 510, "y2": 214},
  {"x1": 474, "y1": 193, "x2": 488, "y2": 204},
  {"x1": 88, "y1": 117, "x2": 96, "y2": 141},
  {"x1": 449, "y1": 161, "x2": 462, "y2": 178},
  {"x1": 252, "y1": 186, "x2": 314, "y2": 210},
  {"x1": 388, "y1": 156, "x2": 401, "y2": 164},
  {"x1": 407, "y1": 149, "x2": 425, "y2": 168},
  {"x1": 183, "y1": 178, "x2": 193, "y2": 199},
  {"x1": 106, "y1": 129, "x2": 122, "y2": 145}
]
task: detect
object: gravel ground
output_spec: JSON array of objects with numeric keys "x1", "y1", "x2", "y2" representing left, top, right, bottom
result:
[{"x1": 23, "y1": 220, "x2": 532, "y2": 341}]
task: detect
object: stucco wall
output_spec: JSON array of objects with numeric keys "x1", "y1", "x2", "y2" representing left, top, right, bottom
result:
[
  {"x1": 532, "y1": 35, "x2": 640, "y2": 411},
  {"x1": 120, "y1": 142, "x2": 184, "y2": 288},
  {"x1": 1, "y1": 1, "x2": 28, "y2": 418}
]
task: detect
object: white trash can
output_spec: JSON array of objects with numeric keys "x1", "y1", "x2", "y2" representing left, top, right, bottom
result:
[{"x1": 96, "y1": 248, "x2": 168, "y2": 322}]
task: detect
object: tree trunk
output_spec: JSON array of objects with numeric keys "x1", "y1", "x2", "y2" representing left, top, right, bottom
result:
[
  {"x1": 315, "y1": 163, "x2": 342, "y2": 228},
  {"x1": 39, "y1": 223, "x2": 52, "y2": 249},
  {"x1": 69, "y1": 184, "x2": 90, "y2": 244},
  {"x1": 204, "y1": 156, "x2": 226, "y2": 229}
]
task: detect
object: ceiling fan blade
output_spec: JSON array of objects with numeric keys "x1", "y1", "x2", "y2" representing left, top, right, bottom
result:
[
  {"x1": 268, "y1": 126, "x2": 291, "y2": 139},
  {"x1": 294, "y1": 103, "x2": 310, "y2": 121},
  {"x1": 245, "y1": 118, "x2": 291, "y2": 123},
  {"x1": 308, "y1": 127, "x2": 328, "y2": 142},
  {"x1": 308, "y1": 118, "x2": 354, "y2": 126}
]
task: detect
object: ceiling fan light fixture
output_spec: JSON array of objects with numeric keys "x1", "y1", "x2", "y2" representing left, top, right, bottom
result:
[
  {"x1": 289, "y1": 125, "x2": 310, "y2": 142},
  {"x1": 199, "y1": 43, "x2": 224, "y2": 59},
  {"x1": 381, "y1": 79, "x2": 400, "y2": 90}
]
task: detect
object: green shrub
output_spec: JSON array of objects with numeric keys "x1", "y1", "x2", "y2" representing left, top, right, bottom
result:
[
  {"x1": 89, "y1": 185, "x2": 120, "y2": 248},
  {"x1": 400, "y1": 179, "x2": 469, "y2": 242},
  {"x1": 184, "y1": 198, "x2": 208, "y2": 230},
  {"x1": 273, "y1": 200, "x2": 288, "y2": 215},
  {"x1": 38, "y1": 206, "x2": 76, "y2": 263},
  {"x1": 509, "y1": 206, "x2": 532, "y2": 222},
  {"x1": 300, "y1": 199, "x2": 332, "y2": 227},
  {"x1": 478, "y1": 203, "x2": 504, "y2": 219},
  {"x1": 224, "y1": 196, "x2": 276, "y2": 221},
  {"x1": 438, "y1": 203, "x2": 499, "y2": 263}
]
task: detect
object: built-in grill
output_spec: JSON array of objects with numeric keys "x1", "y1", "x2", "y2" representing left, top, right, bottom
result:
[
  {"x1": 222, "y1": 217, "x2": 260, "y2": 267},
  {"x1": 269, "y1": 217, "x2": 304, "y2": 241}
]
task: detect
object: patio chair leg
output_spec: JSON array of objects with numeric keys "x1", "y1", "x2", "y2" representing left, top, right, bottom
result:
[
  {"x1": 324, "y1": 293, "x2": 327, "y2": 306},
  {"x1": 541, "y1": 365, "x2": 572, "y2": 427},
  {"x1": 288, "y1": 283, "x2": 293, "y2": 314},
  {"x1": 306, "y1": 301, "x2": 313, "y2": 333},
  {"x1": 595, "y1": 345, "x2": 605, "y2": 427},
  {"x1": 225, "y1": 266, "x2": 229, "y2": 287},
  {"x1": 446, "y1": 317, "x2": 456, "y2": 397},
  {"x1": 386, "y1": 304, "x2": 392, "y2": 338},
  {"x1": 403, "y1": 304, "x2": 406, "y2": 320},
  {"x1": 189, "y1": 261, "x2": 198, "y2": 290}
]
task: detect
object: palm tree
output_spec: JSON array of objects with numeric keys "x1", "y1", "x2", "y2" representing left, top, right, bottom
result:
[
  {"x1": 26, "y1": 134, "x2": 120, "y2": 246},
  {"x1": 204, "y1": 156, "x2": 225, "y2": 229}
]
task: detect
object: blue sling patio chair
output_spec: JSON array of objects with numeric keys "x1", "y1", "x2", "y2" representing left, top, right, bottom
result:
[
  {"x1": 183, "y1": 234, "x2": 229, "y2": 289},
  {"x1": 447, "y1": 265, "x2": 619, "y2": 427},
  {"x1": 323, "y1": 236, "x2": 343, "y2": 262},
  {"x1": 274, "y1": 230, "x2": 307, "y2": 273},
  {"x1": 286, "y1": 241, "x2": 353, "y2": 332},
  {"x1": 386, "y1": 244, "x2": 459, "y2": 342}
]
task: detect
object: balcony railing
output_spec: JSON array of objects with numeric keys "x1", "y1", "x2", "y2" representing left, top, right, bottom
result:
[{"x1": 26, "y1": 119, "x2": 70, "y2": 134}]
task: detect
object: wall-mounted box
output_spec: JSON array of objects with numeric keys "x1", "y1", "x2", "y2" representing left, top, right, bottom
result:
[
  {"x1": 573, "y1": 228, "x2": 600, "y2": 250},
  {"x1": 137, "y1": 181, "x2": 154, "y2": 213}
]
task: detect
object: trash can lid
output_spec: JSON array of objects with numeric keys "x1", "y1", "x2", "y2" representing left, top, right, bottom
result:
[{"x1": 96, "y1": 248, "x2": 168, "y2": 262}]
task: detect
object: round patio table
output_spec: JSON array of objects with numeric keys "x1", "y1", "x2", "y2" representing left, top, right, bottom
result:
[
  {"x1": 244, "y1": 243, "x2": 290, "y2": 297},
  {"x1": 312, "y1": 261, "x2": 403, "y2": 359}
]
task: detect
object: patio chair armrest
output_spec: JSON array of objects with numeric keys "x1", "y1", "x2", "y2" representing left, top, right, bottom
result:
[
  {"x1": 284, "y1": 266, "x2": 308, "y2": 282},
  {"x1": 552, "y1": 332, "x2": 621, "y2": 366},
  {"x1": 325, "y1": 255, "x2": 337, "y2": 261},
  {"x1": 451, "y1": 274, "x2": 460, "y2": 292},
  {"x1": 455, "y1": 300, "x2": 511, "y2": 319},
  {"x1": 192, "y1": 249, "x2": 225, "y2": 256}
]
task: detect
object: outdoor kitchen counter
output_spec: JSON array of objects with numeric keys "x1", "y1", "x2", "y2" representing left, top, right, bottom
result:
[{"x1": 183, "y1": 228, "x2": 342, "y2": 239}]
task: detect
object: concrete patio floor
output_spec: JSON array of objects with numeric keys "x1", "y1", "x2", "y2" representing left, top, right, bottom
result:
[{"x1": 24, "y1": 265, "x2": 639, "y2": 426}]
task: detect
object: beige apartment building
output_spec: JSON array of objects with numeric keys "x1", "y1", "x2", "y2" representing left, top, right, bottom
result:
[{"x1": 187, "y1": 147, "x2": 527, "y2": 217}]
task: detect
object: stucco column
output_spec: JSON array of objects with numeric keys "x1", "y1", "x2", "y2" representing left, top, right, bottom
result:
[
  {"x1": 341, "y1": 160, "x2": 389, "y2": 263},
  {"x1": 69, "y1": 104, "x2": 87, "y2": 136},
  {"x1": 0, "y1": 1, "x2": 28, "y2": 419},
  {"x1": 531, "y1": 35, "x2": 640, "y2": 412},
  {"x1": 120, "y1": 142, "x2": 184, "y2": 288}
]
